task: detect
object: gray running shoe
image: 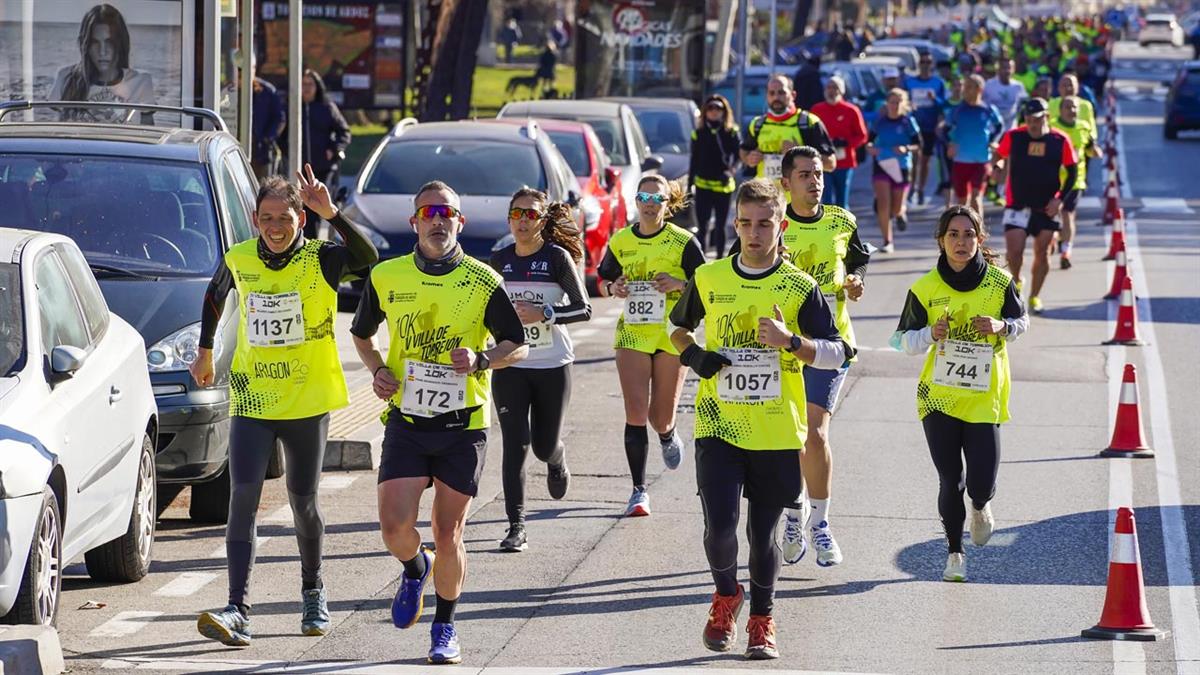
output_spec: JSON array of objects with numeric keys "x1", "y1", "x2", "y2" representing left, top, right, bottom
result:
[
  {"x1": 301, "y1": 587, "x2": 330, "y2": 636},
  {"x1": 197, "y1": 605, "x2": 251, "y2": 647}
]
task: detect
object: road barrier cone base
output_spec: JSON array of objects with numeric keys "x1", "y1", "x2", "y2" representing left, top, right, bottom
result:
[
  {"x1": 1099, "y1": 447, "x2": 1154, "y2": 459},
  {"x1": 1102, "y1": 337, "x2": 1146, "y2": 346},
  {"x1": 1081, "y1": 624, "x2": 1166, "y2": 641}
]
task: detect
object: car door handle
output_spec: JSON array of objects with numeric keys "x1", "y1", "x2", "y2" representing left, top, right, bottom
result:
[{"x1": 109, "y1": 386, "x2": 123, "y2": 404}]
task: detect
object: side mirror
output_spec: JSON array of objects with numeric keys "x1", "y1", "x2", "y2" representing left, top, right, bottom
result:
[
  {"x1": 604, "y1": 166, "x2": 621, "y2": 191},
  {"x1": 334, "y1": 185, "x2": 349, "y2": 204},
  {"x1": 641, "y1": 155, "x2": 665, "y2": 172},
  {"x1": 567, "y1": 190, "x2": 581, "y2": 207},
  {"x1": 50, "y1": 345, "x2": 87, "y2": 381}
]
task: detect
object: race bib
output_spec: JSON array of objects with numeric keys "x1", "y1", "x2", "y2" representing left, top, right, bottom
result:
[
  {"x1": 762, "y1": 153, "x2": 784, "y2": 180},
  {"x1": 835, "y1": 147, "x2": 847, "y2": 161},
  {"x1": 523, "y1": 322, "x2": 554, "y2": 351},
  {"x1": 400, "y1": 361, "x2": 467, "y2": 418},
  {"x1": 912, "y1": 88, "x2": 937, "y2": 109},
  {"x1": 717, "y1": 348, "x2": 782, "y2": 402},
  {"x1": 624, "y1": 281, "x2": 665, "y2": 324},
  {"x1": 246, "y1": 292, "x2": 305, "y2": 347},
  {"x1": 1002, "y1": 208, "x2": 1031, "y2": 230},
  {"x1": 933, "y1": 339, "x2": 992, "y2": 391}
]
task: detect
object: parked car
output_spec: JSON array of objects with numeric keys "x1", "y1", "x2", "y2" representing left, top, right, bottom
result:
[
  {"x1": 1140, "y1": 13, "x2": 1185, "y2": 46},
  {"x1": 0, "y1": 101, "x2": 274, "y2": 524},
  {"x1": 1164, "y1": 61, "x2": 1200, "y2": 139},
  {"x1": 498, "y1": 100, "x2": 664, "y2": 227},
  {"x1": 872, "y1": 38, "x2": 955, "y2": 65},
  {"x1": 0, "y1": 229, "x2": 158, "y2": 625},
  {"x1": 487, "y1": 117, "x2": 622, "y2": 289},
  {"x1": 340, "y1": 118, "x2": 581, "y2": 267},
  {"x1": 862, "y1": 44, "x2": 921, "y2": 72},
  {"x1": 820, "y1": 61, "x2": 885, "y2": 106},
  {"x1": 596, "y1": 97, "x2": 700, "y2": 184}
]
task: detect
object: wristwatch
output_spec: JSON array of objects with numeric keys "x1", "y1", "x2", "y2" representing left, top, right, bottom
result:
[
  {"x1": 787, "y1": 334, "x2": 804, "y2": 354},
  {"x1": 474, "y1": 351, "x2": 491, "y2": 372},
  {"x1": 542, "y1": 305, "x2": 555, "y2": 323}
]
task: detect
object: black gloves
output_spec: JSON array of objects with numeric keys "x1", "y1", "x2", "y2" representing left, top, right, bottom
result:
[{"x1": 680, "y1": 344, "x2": 732, "y2": 379}]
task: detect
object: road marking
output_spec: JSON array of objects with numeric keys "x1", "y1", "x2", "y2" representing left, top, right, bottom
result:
[
  {"x1": 101, "y1": 658, "x2": 886, "y2": 673},
  {"x1": 208, "y1": 536, "x2": 273, "y2": 559},
  {"x1": 1138, "y1": 197, "x2": 1194, "y2": 214},
  {"x1": 319, "y1": 475, "x2": 358, "y2": 491},
  {"x1": 1078, "y1": 195, "x2": 1102, "y2": 211},
  {"x1": 153, "y1": 572, "x2": 219, "y2": 597},
  {"x1": 265, "y1": 505, "x2": 294, "y2": 523},
  {"x1": 1114, "y1": 641, "x2": 1147, "y2": 675},
  {"x1": 89, "y1": 611, "x2": 162, "y2": 638}
]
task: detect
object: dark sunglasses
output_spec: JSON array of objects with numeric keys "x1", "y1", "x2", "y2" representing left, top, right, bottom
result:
[
  {"x1": 705, "y1": 101, "x2": 725, "y2": 110},
  {"x1": 414, "y1": 204, "x2": 460, "y2": 220},
  {"x1": 636, "y1": 191, "x2": 668, "y2": 204},
  {"x1": 508, "y1": 207, "x2": 543, "y2": 221}
]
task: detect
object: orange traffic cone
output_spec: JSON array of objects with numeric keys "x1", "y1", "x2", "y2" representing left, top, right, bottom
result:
[
  {"x1": 1104, "y1": 277, "x2": 1146, "y2": 346},
  {"x1": 1100, "y1": 364, "x2": 1154, "y2": 458},
  {"x1": 1102, "y1": 213, "x2": 1125, "y2": 260},
  {"x1": 1102, "y1": 178, "x2": 1120, "y2": 226},
  {"x1": 1103, "y1": 245, "x2": 1129, "y2": 300},
  {"x1": 1081, "y1": 507, "x2": 1165, "y2": 640}
]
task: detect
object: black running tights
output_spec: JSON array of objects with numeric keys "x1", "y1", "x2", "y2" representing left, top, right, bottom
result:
[
  {"x1": 922, "y1": 411, "x2": 1001, "y2": 554},
  {"x1": 694, "y1": 188, "x2": 732, "y2": 257},
  {"x1": 226, "y1": 414, "x2": 328, "y2": 608},
  {"x1": 699, "y1": 481, "x2": 783, "y2": 616},
  {"x1": 493, "y1": 365, "x2": 571, "y2": 524}
]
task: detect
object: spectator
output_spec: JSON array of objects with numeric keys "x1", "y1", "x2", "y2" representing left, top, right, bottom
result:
[
  {"x1": 688, "y1": 94, "x2": 741, "y2": 257},
  {"x1": 536, "y1": 39, "x2": 558, "y2": 95},
  {"x1": 550, "y1": 19, "x2": 570, "y2": 51},
  {"x1": 830, "y1": 26, "x2": 857, "y2": 61},
  {"x1": 811, "y1": 76, "x2": 868, "y2": 209},
  {"x1": 499, "y1": 18, "x2": 522, "y2": 64},
  {"x1": 237, "y1": 59, "x2": 285, "y2": 179},
  {"x1": 294, "y1": 69, "x2": 351, "y2": 239},
  {"x1": 792, "y1": 52, "x2": 825, "y2": 111}
]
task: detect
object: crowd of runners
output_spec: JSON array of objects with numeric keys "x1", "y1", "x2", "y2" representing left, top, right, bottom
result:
[{"x1": 182, "y1": 11, "x2": 1116, "y2": 666}]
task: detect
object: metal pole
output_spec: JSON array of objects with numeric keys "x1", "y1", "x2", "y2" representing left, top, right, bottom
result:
[
  {"x1": 769, "y1": 0, "x2": 777, "y2": 74},
  {"x1": 288, "y1": 0, "x2": 302, "y2": 179},
  {"x1": 239, "y1": 0, "x2": 253, "y2": 155},
  {"x1": 735, "y1": 0, "x2": 748, "y2": 125},
  {"x1": 202, "y1": 0, "x2": 220, "y2": 122},
  {"x1": 21, "y1": 0, "x2": 33, "y2": 120}
]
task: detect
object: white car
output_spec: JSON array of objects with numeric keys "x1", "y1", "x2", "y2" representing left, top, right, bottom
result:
[
  {"x1": 0, "y1": 229, "x2": 157, "y2": 625},
  {"x1": 1140, "y1": 14, "x2": 1185, "y2": 47}
]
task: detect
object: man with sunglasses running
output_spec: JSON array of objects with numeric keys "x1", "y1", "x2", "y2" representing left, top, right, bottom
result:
[
  {"x1": 740, "y1": 73, "x2": 837, "y2": 194},
  {"x1": 351, "y1": 181, "x2": 528, "y2": 664}
]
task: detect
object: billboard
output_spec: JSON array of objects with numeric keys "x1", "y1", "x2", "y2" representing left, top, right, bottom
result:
[
  {"x1": 0, "y1": 0, "x2": 194, "y2": 122},
  {"x1": 256, "y1": 0, "x2": 405, "y2": 109},
  {"x1": 576, "y1": 0, "x2": 705, "y2": 100}
]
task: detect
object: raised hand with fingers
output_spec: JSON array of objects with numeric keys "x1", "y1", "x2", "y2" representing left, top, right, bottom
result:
[{"x1": 297, "y1": 163, "x2": 337, "y2": 220}]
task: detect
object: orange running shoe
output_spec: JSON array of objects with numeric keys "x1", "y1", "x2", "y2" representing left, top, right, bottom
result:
[
  {"x1": 702, "y1": 586, "x2": 744, "y2": 652},
  {"x1": 745, "y1": 614, "x2": 779, "y2": 660}
]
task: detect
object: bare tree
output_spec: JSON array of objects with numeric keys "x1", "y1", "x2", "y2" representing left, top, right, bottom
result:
[{"x1": 418, "y1": 0, "x2": 490, "y2": 121}]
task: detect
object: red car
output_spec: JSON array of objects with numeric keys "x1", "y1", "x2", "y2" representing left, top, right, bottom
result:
[{"x1": 490, "y1": 117, "x2": 624, "y2": 292}]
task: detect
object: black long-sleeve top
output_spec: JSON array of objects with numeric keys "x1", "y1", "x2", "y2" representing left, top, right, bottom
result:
[{"x1": 688, "y1": 123, "x2": 742, "y2": 189}]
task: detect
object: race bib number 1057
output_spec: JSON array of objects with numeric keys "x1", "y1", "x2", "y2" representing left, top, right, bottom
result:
[{"x1": 717, "y1": 348, "x2": 782, "y2": 402}]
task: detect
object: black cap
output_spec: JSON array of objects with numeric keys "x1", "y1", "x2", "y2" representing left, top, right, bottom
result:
[{"x1": 1023, "y1": 97, "x2": 1049, "y2": 118}]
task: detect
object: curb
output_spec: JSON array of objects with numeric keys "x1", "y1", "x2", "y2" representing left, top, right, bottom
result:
[
  {"x1": 0, "y1": 625, "x2": 64, "y2": 674},
  {"x1": 323, "y1": 438, "x2": 375, "y2": 471}
]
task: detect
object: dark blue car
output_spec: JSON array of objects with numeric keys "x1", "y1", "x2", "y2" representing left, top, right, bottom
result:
[{"x1": 1164, "y1": 61, "x2": 1200, "y2": 140}]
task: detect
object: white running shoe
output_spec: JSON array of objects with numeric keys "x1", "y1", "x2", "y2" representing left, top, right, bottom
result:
[
  {"x1": 970, "y1": 503, "x2": 994, "y2": 546},
  {"x1": 780, "y1": 501, "x2": 810, "y2": 565},
  {"x1": 660, "y1": 430, "x2": 684, "y2": 470},
  {"x1": 624, "y1": 487, "x2": 650, "y2": 517},
  {"x1": 881, "y1": 242, "x2": 895, "y2": 254},
  {"x1": 809, "y1": 520, "x2": 844, "y2": 567},
  {"x1": 943, "y1": 552, "x2": 966, "y2": 582}
]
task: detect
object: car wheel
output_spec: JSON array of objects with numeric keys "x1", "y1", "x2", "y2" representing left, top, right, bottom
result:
[
  {"x1": 85, "y1": 435, "x2": 156, "y2": 582},
  {"x1": 2, "y1": 487, "x2": 62, "y2": 626},
  {"x1": 1165, "y1": 124, "x2": 1179, "y2": 140},
  {"x1": 265, "y1": 439, "x2": 286, "y2": 479},
  {"x1": 189, "y1": 464, "x2": 231, "y2": 524}
]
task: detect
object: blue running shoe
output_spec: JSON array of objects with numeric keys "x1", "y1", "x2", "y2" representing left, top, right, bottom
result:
[
  {"x1": 300, "y1": 587, "x2": 330, "y2": 636},
  {"x1": 428, "y1": 622, "x2": 462, "y2": 664},
  {"x1": 197, "y1": 605, "x2": 251, "y2": 647},
  {"x1": 392, "y1": 548, "x2": 434, "y2": 629}
]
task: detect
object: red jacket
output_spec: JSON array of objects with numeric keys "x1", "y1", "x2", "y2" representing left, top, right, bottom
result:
[{"x1": 812, "y1": 100, "x2": 868, "y2": 169}]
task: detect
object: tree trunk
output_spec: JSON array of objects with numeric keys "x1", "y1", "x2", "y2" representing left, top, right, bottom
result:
[
  {"x1": 791, "y1": 0, "x2": 813, "y2": 39},
  {"x1": 421, "y1": 0, "x2": 489, "y2": 121},
  {"x1": 449, "y1": 0, "x2": 489, "y2": 119}
]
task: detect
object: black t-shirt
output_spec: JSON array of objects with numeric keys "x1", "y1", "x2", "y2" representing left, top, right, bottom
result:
[{"x1": 997, "y1": 126, "x2": 1077, "y2": 209}]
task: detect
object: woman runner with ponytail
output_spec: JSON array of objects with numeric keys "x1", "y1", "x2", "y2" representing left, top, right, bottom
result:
[
  {"x1": 597, "y1": 175, "x2": 706, "y2": 517},
  {"x1": 489, "y1": 188, "x2": 592, "y2": 551}
]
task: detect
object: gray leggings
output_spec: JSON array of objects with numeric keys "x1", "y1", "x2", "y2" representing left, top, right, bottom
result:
[{"x1": 226, "y1": 414, "x2": 328, "y2": 608}]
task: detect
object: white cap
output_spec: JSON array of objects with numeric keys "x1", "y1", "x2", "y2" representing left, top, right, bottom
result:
[
  {"x1": 883, "y1": 67, "x2": 901, "y2": 79},
  {"x1": 827, "y1": 74, "x2": 846, "y2": 93}
]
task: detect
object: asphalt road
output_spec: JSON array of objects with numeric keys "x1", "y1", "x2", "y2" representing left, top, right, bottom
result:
[{"x1": 49, "y1": 41, "x2": 1200, "y2": 674}]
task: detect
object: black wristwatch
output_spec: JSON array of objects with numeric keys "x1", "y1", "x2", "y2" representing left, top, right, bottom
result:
[
  {"x1": 474, "y1": 351, "x2": 491, "y2": 372},
  {"x1": 788, "y1": 334, "x2": 804, "y2": 354}
]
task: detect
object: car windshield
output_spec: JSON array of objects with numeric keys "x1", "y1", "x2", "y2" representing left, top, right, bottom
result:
[
  {"x1": 0, "y1": 263, "x2": 22, "y2": 377},
  {"x1": 632, "y1": 109, "x2": 690, "y2": 154},
  {"x1": 0, "y1": 154, "x2": 221, "y2": 277},
  {"x1": 1180, "y1": 73, "x2": 1200, "y2": 96},
  {"x1": 364, "y1": 140, "x2": 546, "y2": 195},
  {"x1": 546, "y1": 130, "x2": 590, "y2": 176},
  {"x1": 534, "y1": 114, "x2": 629, "y2": 166}
]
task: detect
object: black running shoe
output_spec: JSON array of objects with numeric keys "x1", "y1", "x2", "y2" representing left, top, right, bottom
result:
[
  {"x1": 499, "y1": 523, "x2": 527, "y2": 552},
  {"x1": 547, "y1": 462, "x2": 570, "y2": 500},
  {"x1": 896, "y1": 214, "x2": 908, "y2": 231}
]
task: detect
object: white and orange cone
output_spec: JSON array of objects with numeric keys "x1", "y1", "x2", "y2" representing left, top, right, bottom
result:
[
  {"x1": 1081, "y1": 507, "x2": 1166, "y2": 640},
  {"x1": 1102, "y1": 212, "x2": 1125, "y2": 261},
  {"x1": 1100, "y1": 364, "x2": 1153, "y2": 458},
  {"x1": 1103, "y1": 245, "x2": 1129, "y2": 300},
  {"x1": 1103, "y1": 277, "x2": 1146, "y2": 347}
]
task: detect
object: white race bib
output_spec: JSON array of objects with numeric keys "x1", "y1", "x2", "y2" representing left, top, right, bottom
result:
[
  {"x1": 762, "y1": 153, "x2": 784, "y2": 180},
  {"x1": 933, "y1": 339, "x2": 992, "y2": 391},
  {"x1": 835, "y1": 147, "x2": 847, "y2": 161},
  {"x1": 524, "y1": 322, "x2": 554, "y2": 351},
  {"x1": 400, "y1": 361, "x2": 467, "y2": 418},
  {"x1": 246, "y1": 292, "x2": 305, "y2": 347},
  {"x1": 1002, "y1": 208, "x2": 1030, "y2": 230},
  {"x1": 912, "y1": 88, "x2": 937, "y2": 109},
  {"x1": 624, "y1": 281, "x2": 665, "y2": 324},
  {"x1": 717, "y1": 348, "x2": 782, "y2": 402}
]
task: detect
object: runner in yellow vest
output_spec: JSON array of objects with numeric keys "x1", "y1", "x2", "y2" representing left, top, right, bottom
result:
[
  {"x1": 670, "y1": 178, "x2": 849, "y2": 659},
  {"x1": 739, "y1": 73, "x2": 837, "y2": 191},
  {"x1": 1051, "y1": 95, "x2": 1101, "y2": 270},
  {"x1": 890, "y1": 206, "x2": 1028, "y2": 582},
  {"x1": 597, "y1": 174, "x2": 706, "y2": 516},
  {"x1": 191, "y1": 166, "x2": 379, "y2": 646},
  {"x1": 1048, "y1": 73, "x2": 1096, "y2": 128},
  {"x1": 350, "y1": 180, "x2": 527, "y2": 665}
]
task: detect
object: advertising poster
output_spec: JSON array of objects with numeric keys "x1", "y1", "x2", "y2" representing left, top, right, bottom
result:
[
  {"x1": 0, "y1": 0, "x2": 193, "y2": 122},
  {"x1": 576, "y1": 0, "x2": 705, "y2": 100}
]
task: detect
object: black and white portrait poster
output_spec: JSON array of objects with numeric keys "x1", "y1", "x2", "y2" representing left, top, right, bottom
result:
[{"x1": 0, "y1": 0, "x2": 193, "y2": 121}]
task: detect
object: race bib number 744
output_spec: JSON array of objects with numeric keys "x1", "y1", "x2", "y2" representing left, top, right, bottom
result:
[{"x1": 933, "y1": 339, "x2": 992, "y2": 391}]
